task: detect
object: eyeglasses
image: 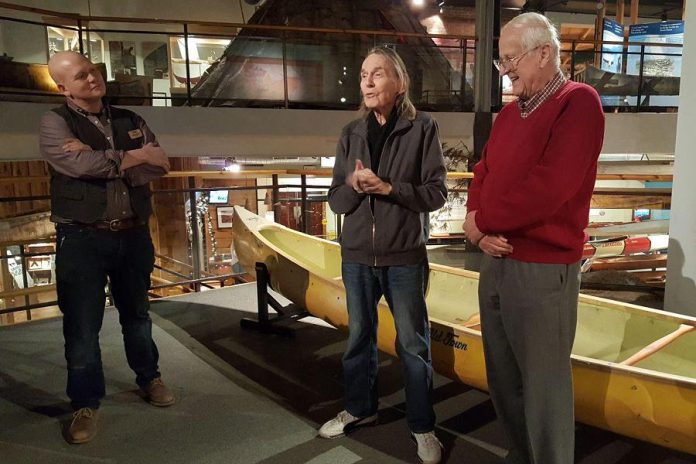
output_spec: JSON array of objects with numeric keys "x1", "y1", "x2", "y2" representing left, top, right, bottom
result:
[{"x1": 493, "y1": 46, "x2": 540, "y2": 72}]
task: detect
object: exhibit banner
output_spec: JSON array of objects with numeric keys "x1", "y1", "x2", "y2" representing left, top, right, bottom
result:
[
  {"x1": 601, "y1": 18, "x2": 624, "y2": 74},
  {"x1": 627, "y1": 21, "x2": 684, "y2": 77}
]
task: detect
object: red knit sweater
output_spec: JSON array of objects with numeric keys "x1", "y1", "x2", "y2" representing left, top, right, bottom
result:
[{"x1": 467, "y1": 81, "x2": 605, "y2": 264}]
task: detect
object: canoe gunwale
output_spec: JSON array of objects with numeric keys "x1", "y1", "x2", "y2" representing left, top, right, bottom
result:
[
  {"x1": 577, "y1": 293, "x2": 696, "y2": 325},
  {"x1": 428, "y1": 315, "x2": 482, "y2": 336},
  {"x1": 572, "y1": 353, "x2": 696, "y2": 389}
]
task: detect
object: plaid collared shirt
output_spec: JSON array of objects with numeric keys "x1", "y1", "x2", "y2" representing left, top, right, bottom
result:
[{"x1": 517, "y1": 71, "x2": 567, "y2": 119}]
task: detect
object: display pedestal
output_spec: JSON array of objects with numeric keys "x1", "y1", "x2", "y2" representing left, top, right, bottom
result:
[{"x1": 240, "y1": 262, "x2": 309, "y2": 337}]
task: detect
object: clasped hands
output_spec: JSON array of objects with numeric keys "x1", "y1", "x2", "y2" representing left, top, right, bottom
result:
[
  {"x1": 463, "y1": 210, "x2": 513, "y2": 258},
  {"x1": 347, "y1": 159, "x2": 392, "y2": 195}
]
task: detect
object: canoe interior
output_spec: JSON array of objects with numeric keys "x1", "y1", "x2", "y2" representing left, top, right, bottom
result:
[
  {"x1": 258, "y1": 224, "x2": 696, "y2": 380},
  {"x1": 632, "y1": 331, "x2": 696, "y2": 377},
  {"x1": 259, "y1": 228, "x2": 342, "y2": 278},
  {"x1": 575, "y1": 303, "x2": 677, "y2": 360}
]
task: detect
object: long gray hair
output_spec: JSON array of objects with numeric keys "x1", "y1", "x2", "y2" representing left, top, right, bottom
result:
[{"x1": 360, "y1": 46, "x2": 417, "y2": 120}]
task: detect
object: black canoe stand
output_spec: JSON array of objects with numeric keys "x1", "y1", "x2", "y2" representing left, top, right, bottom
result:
[{"x1": 240, "y1": 262, "x2": 309, "y2": 337}]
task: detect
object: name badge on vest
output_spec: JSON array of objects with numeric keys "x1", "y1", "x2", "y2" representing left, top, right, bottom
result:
[{"x1": 128, "y1": 129, "x2": 143, "y2": 139}]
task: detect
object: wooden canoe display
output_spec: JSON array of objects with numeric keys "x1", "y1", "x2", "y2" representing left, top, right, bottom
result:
[{"x1": 232, "y1": 206, "x2": 696, "y2": 455}]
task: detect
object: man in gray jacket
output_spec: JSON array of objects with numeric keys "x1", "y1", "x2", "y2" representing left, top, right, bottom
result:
[{"x1": 319, "y1": 46, "x2": 447, "y2": 464}]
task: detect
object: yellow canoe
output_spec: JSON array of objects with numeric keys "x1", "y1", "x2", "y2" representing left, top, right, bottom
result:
[{"x1": 232, "y1": 206, "x2": 696, "y2": 455}]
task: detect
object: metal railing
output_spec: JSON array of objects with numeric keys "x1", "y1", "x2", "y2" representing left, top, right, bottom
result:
[
  {"x1": 0, "y1": 171, "x2": 334, "y2": 320},
  {"x1": 0, "y1": 167, "x2": 676, "y2": 321},
  {"x1": 0, "y1": 2, "x2": 684, "y2": 112},
  {"x1": 0, "y1": 2, "x2": 476, "y2": 111}
]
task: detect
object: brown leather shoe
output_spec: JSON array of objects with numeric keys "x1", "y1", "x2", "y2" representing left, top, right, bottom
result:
[
  {"x1": 142, "y1": 378, "x2": 175, "y2": 407},
  {"x1": 66, "y1": 407, "x2": 98, "y2": 444}
]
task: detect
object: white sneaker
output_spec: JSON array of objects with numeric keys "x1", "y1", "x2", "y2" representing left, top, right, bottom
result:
[
  {"x1": 317, "y1": 410, "x2": 377, "y2": 438},
  {"x1": 412, "y1": 431, "x2": 443, "y2": 464}
]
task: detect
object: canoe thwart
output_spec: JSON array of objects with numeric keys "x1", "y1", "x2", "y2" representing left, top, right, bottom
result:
[
  {"x1": 462, "y1": 313, "x2": 481, "y2": 328},
  {"x1": 620, "y1": 324, "x2": 696, "y2": 366},
  {"x1": 240, "y1": 262, "x2": 310, "y2": 337}
]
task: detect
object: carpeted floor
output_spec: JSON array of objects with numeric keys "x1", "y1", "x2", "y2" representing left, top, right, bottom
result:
[{"x1": 0, "y1": 283, "x2": 692, "y2": 463}]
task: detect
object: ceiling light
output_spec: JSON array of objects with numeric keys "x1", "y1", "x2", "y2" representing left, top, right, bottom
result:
[{"x1": 224, "y1": 157, "x2": 241, "y2": 172}]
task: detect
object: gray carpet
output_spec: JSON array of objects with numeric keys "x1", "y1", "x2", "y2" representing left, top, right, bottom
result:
[{"x1": 0, "y1": 283, "x2": 693, "y2": 463}]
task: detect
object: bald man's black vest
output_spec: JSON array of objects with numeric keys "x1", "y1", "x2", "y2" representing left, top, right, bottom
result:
[{"x1": 49, "y1": 104, "x2": 153, "y2": 223}]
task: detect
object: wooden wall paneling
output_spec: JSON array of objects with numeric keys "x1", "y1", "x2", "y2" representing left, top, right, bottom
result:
[
  {"x1": 28, "y1": 161, "x2": 50, "y2": 214},
  {"x1": 14, "y1": 162, "x2": 33, "y2": 217},
  {"x1": 0, "y1": 162, "x2": 17, "y2": 219}
]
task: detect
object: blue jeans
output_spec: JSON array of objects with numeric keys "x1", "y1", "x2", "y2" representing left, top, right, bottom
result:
[
  {"x1": 56, "y1": 224, "x2": 161, "y2": 410},
  {"x1": 341, "y1": 261, "x2": 435, "y2": 433}
]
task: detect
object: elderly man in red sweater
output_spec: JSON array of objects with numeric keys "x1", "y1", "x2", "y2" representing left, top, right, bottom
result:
[{"x1": 464, "y1": 12, "x2": 604, "y2": 464}]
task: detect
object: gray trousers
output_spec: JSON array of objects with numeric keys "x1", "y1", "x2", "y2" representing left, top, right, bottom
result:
[{"x1": 478, "y1": 255, "x2": 580, "y2": 464}]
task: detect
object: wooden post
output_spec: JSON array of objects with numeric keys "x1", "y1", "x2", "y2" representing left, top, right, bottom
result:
[
  {"x1": 683, "y1": 0, "x2": 688, "y2": 20},
  {"x1": 0, "y1": 251, "x2": 16, "y2": 326},
  {"x1": 630, "y1": 0, "x2": 639, "y2": 24},
  {"x1": 595, "y1": 0, "x2": 607, "y2": 66},
  {"x1": 616, "y1": 0, "x2": 625, "y2": 24}
]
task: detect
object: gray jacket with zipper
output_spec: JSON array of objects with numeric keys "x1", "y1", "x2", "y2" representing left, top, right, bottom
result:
[{"x1": 328, "y1": 111, "x2": 447, "y2": 267}]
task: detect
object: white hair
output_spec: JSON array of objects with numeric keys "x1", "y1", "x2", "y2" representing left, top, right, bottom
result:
[{"x1": 503, "y1": 12, "x2": 561, "y2": 68}]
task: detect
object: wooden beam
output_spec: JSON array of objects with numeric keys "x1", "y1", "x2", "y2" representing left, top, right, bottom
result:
[
  {"x1": 589, "y1": 254, "x2": 667, "y2": 271},
  {"x1": 0, "y1": 257, "x2": 14, "y2": 326},
  {"x1": 0, "y1": 284, "x2": 56, "y2": 300},
  {"x1": 593, "y1": 187, "x2": 672, "y2": 196},
  {"x1": 0, "y1": 176, "x2": 50, "y2": 186},
  {"x1": 164, "y1": 170, "x2": 287, "y2": 179},
  {"x1": 0, "y1": 212, "x2": 53, "y2": 243},
  {"x1": 630, "y1": 0, "x2": 639, "y2": 24},
  {"x1": 591, "y1": 187, "x2": 671, "y2": 209},
  {"x1": 595, "y1": 0, "x2": 607, "y2": 66},
  {"x1": 616, "y1": 0, "x2": 625, "y2": 24},
  {"x1": 591, "y1": 196, "x2": 670, "y2": 210},
  {"x1": 595, "y1": 174, "x2": 672, "y2": 181}
]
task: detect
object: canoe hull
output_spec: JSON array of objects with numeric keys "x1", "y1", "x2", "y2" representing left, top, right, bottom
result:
[{"x1": 233, "y1": 207, "x2": 696, "y2": 455}]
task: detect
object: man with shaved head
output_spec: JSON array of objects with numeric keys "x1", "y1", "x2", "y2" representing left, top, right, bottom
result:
[
  {"x1": 40, "y1": 51, "x2": 173, "y2": 444},
  {"x1": 464, "y1": 13, "x2": 604, "y2": 464}
]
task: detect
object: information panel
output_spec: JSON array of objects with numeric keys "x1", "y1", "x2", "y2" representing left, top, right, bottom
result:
[
  {"x1": 601, "y1": 18, "x2": 624, "y2": 74},
  {"x1": 627, "y1": 21, "x2": 684, "y2": 77}
]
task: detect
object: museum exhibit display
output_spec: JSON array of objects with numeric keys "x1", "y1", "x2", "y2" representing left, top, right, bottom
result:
[{"x1": 233, "y1": 205, "x2": 696, "y2": 455}]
